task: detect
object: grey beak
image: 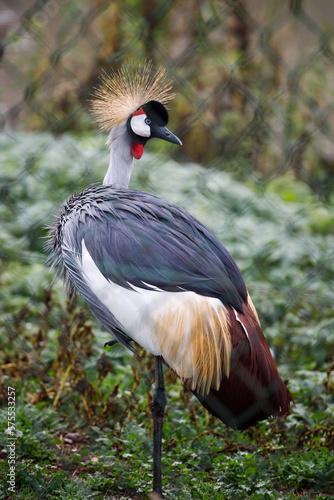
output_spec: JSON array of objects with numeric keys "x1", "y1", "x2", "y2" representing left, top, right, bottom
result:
[{"x1": 150, "y1": 124, "x2": 182, "y2": 146}]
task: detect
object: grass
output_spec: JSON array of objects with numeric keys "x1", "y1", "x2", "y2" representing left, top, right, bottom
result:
[{"x1": 0, "y1": 132, "x2": 333, "y2": 499}]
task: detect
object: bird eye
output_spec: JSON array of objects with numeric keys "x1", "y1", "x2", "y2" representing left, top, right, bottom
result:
[{"x1": 145, "y1": 118, "x2": 151, "y2": 125}]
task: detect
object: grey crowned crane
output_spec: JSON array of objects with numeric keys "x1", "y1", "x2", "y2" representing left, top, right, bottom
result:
[{"x1": 49, "y1": 64, "x2": 293, "y2": 498}]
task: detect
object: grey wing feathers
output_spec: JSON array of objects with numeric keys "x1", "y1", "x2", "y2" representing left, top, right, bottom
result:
[{"x1": 48, "y1": 184, "x2": 247, "y2": 343}]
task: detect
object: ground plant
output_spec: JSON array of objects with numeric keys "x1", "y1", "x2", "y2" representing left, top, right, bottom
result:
[{"x1": 0, "y1": 133, "x2": 333, "y2": 499}]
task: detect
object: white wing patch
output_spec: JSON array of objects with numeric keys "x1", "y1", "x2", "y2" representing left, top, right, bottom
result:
[
  {"x1": 79, "y1": 239, "x2": 231, "y2": 394},
  {"x1": 80, "y1": 239, "x2": 160, "y2": 354}
]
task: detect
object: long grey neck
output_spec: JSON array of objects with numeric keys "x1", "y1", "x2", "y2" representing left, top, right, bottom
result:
[{"x1": 103, "y1": 122, "x2": 134, "y2": 188}]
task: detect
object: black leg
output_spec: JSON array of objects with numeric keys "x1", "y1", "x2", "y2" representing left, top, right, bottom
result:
[{"x1": 150, "y1": 356, "x2": 167, "y2": 498}]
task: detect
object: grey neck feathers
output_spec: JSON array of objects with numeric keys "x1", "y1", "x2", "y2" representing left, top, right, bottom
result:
[{"x1": 103, "y1": 122, "x2": 134, "y2": 188}]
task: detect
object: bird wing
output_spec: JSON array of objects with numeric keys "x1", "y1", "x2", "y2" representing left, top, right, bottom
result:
[
  {"x1": 74, "y1": 185, "x2": 247, "y2": 311},
  {"x1": 192, "y1": 301, "x2": 293, "y2": 429}
]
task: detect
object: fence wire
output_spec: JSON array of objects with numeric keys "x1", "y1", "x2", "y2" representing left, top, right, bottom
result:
[
  {"x1": 0, "y1": 0, "x2": 334, "y2": 435},
  {"x1": 1, "y1": 1, "x2": 334, "y2": 186}
]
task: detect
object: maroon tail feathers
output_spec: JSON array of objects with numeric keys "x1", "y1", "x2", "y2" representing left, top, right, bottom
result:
[{"x1": 193, "y1": 300, "x2": 293, "y2": 430}]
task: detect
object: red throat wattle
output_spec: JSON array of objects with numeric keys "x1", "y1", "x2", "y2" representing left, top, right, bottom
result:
[{"x1": 132, "y1": 142, "x2": 144, "y2": 160}]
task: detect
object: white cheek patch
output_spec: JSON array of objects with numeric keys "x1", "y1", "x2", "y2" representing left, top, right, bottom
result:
[{"x1": 130, "y1": 114, "x2": 151, "y2": 137}]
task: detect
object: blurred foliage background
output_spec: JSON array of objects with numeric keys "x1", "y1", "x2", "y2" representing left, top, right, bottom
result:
[
  {"x1": 0, "y1": 0, "x2": 334, "y2": 499},
  {"x1": 2, "y1": 0, "x2": 334, "y2": 197}
]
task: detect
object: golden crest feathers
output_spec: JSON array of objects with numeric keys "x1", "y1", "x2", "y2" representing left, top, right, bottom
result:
[{"x1": 91, "y1": 62, "x2": 175, "y2": 132}]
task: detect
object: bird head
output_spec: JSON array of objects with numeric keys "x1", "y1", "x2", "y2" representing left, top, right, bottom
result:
[
  {"x1": 128, "y1": 100, "x2": 182, "y2": 159},
  {"x1": 91, "y1": 63, "x2": 181, "y2": 160}
]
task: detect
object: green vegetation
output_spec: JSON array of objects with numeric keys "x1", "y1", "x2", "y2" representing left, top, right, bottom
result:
[{"x1": 0, "y1": 133, "x2": 333, "y2": 499}]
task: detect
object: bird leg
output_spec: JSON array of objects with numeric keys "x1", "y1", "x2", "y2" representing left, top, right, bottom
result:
[{"x1": 150, "y1": 356, "x2": 167, "y2": 498}]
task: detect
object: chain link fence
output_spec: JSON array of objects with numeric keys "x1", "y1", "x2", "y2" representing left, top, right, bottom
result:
[
  {"x1": 0, "y1": 0, "x2": 334, "y2": 465},
  {"x1": 1, "y1": 0, "x2": 334, "y2": 185},
  {"x1": 0, "y1": 0, "x2": 334, "y2": 496},
  {"x1": 1, "y1": 2, "x2": 333, "y2": 284}
]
